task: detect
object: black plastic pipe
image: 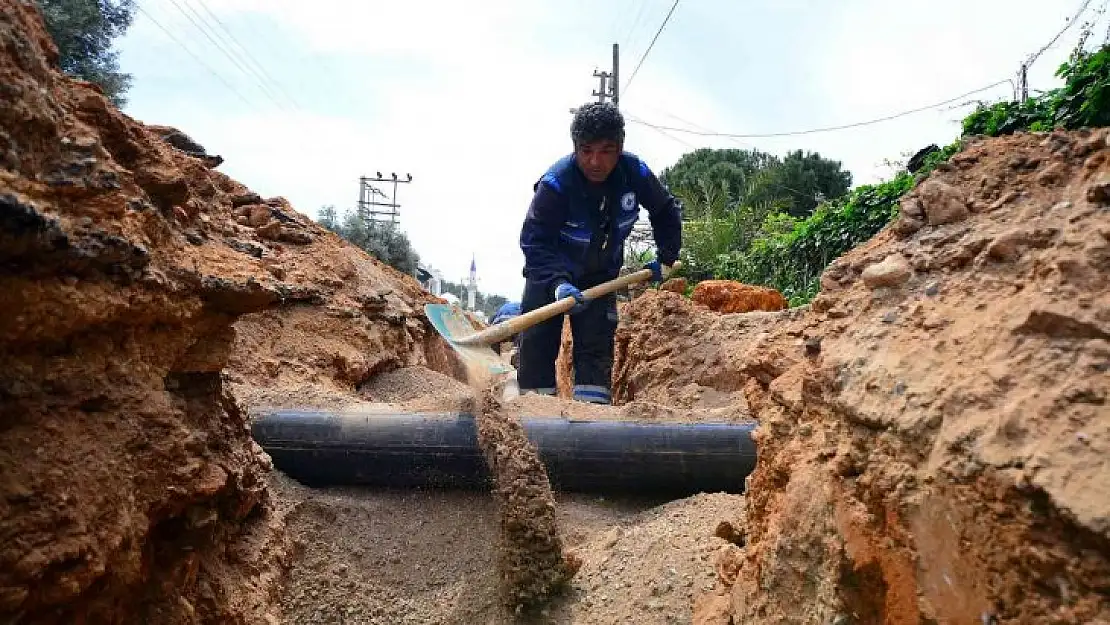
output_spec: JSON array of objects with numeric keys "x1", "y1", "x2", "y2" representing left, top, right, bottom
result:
[{"x1": 251, "y1": 409, "x2": 758, "y2": 497}]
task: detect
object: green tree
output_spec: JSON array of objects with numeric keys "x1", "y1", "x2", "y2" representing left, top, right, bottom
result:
[
  {"x1": 317, "y1": 205, "x2": 421, "y2": 276},
  {"x1": 38, "y1": 0, "x2": 135, "y2": 107},
  {"x1": 661, "y1": 147, "x2": 851, "y2": 219},
  {"x1": 661, "y1": 148, "x2": 778, "y2": 202},
  {"x1": 768, "y1": 150, "x2": 853, "y2": 217},
  {"x1": 674, "y1": 171, "x2": 790, "y2": 282}
]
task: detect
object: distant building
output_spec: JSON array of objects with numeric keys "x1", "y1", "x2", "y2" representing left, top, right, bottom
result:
[
  {"x1": 467, "y1": 255, "x2": 477, "y2": 311},
  {"x1": 416, "y1": 263, "x2": 443, "y2": 296}
]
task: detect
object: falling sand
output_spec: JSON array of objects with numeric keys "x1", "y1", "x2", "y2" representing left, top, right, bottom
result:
[
  {"x1": 457, "y1": 356, "x2": 578, "y2": 612},
  {"x1": 476, "y1": 389, "x2": 579, "y2": 612}
]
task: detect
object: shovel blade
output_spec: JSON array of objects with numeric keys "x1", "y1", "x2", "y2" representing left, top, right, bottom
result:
[{"x1": 425, "y1": 303, "x2": 514, "y2": 376}]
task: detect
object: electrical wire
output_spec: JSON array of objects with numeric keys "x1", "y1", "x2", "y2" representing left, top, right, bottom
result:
[
  {"x1": 626, "y1": 111, "x2": 827, "y2": 205},
  {"x1": 189, "y1": 0, "x2": 304, "y2": 112},
  {"x1": 134, "y1": 4, "x2": 256, "y2": 109},
  {"x1": 633, "y1": 115, "x2": 697, "y2": 148},
  {"x1": 1026, "y1": 0, "x2": 1094, "y2": 66},
  {"x1": 164, "y1": 0, "x2": 288, "y2": 111},
  {"x1": 626, "y1": 80, "x2": 1011, "y2": 139},
  {"x1": 620, "y1": 0, "x2": 652, "y2": 54},
  {"x1": 622, "y1": 0, "x2": 681, "y2": 96}
]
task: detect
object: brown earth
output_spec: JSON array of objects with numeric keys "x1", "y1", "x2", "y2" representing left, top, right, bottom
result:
[
  {"x1": 690, "y1": 279, "x2": 788, "y2": 314},
  {"x1": 270, "y1": 473, "x2": 746, "y2": 625},
  {"x1": 0, "y1": 3, "x2": 460, "y2": 623},
  {"x1": 6, "y1": 2, "x2": 1110, "y2": 624},
  {"x1": 0, "y1": 3, "x2": 292, "y2": 622},
  {"x1": 614, "y1": 129, "x2": 1110, "y2": 624},
  {"x1": 476, "y1": 390, "x2": 576, "y2": 611},
  {"x1": 556, "y1": 316, "x2": 573, "y2": 398}
]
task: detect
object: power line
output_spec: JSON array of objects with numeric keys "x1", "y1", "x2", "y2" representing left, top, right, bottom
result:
[
  {"x1": 164, "y1": 0, "x2": 289, "y2": 112},
  {"x1": 626, "y1": 111, "x2": 823, "y2": 205},
  {"x1": 627, "y1": 80, "x2": 1012, "y2": 139},
  {"x1": 630, "y1": 105, "x2": 858, "y2": 201},
  {"x1": 1026, "y1": 0, "x2": 1094, "y2": 66},
  {"x1": 134, "y1": 4, "x2": 256, "y2": 109},
  {"x1": 190, "y1": 0, "x2": 304, "y2": 112},
  {"x1": 620, "y1": 0, "x2": 652, "y2": 53},
  {"x1": 622, "y1": 0, "x2": 681, "y2": 97},
  {"x1": 181, "y1": 0, "x2": 291, "y2": 109},
  {"x1": 632, "y1": 114, "x2": 697, "y2": 148}
]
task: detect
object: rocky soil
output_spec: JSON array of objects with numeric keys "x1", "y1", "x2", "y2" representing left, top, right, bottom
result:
[
  {"x1": 0, "y1": 3, "x2": 459, "y2": 623},
  {"x1": 5, "y1": 2, "x2": 1110, "y2": 624},
  {"x1": 1, "y1": 3, "x2": 292, "y2": 622},
  {"x1": 614, "y1": 129, "x2": 1110, "y2": 623}
]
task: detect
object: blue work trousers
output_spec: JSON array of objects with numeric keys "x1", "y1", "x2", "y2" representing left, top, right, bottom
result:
[{"x1": 516, "y1": 275, "x2": 619, "y2": 404}]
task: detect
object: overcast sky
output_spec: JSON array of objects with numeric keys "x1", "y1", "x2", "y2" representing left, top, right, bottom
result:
[{"x1": 115, "y1": 0, "x2": 1105, "y2": 299}]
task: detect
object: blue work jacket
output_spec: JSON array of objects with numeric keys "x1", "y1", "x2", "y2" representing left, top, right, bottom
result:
[{"x1": 519, "y1": 152, "x2": 682, "y2": 292}]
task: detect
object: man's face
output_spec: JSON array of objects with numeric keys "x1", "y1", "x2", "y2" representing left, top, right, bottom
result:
[{"x1": 575, "y1": 139, "x2": 621, "y2": 183}]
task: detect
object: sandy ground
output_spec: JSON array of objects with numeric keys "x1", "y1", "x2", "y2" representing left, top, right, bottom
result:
[
  {"x1": 270, "y1": 472, "x2": 744, "y2": 625},
  {"x1": 239, "y1": 363, "x2": 751, "y2": 624}
]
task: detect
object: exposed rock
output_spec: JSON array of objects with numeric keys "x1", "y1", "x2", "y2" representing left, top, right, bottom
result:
[
  {"x1": 230, "y1": 191, "x2": 262, "y2": 207},
  {"x1": 1088, "y1": 176, "x2": 1110, "y2": 204},
  {"x1": 0, "y1": 5, "x2": 288, "y2": 622},
  {"x1": 986, "y1": 228, "x2": 1027, "y2": 261},
  {"x1": 1038, "y1": 161, "x2": 1068, "y2": 186},
  {"x1": 892, "y1": 213, "x2": 924, "y2": 237},
  {"x1": 860, "y1": 254, "x2": 912, "y2": 289},
  {"x1": 918, "y1": 179, "x2": 971, "y2": 225},
  {"x1": 147, "y1": 124, "x2": 223, "y2": 168},
  {"x1": 660, "y1": 277, "x2": 687, "y2": 294},
  {"x1": 246, "y1": 203, "x2": 272, "y2": 227},
  {"x1": 691, "y1": 280, "x2": 788, "y2": 314},
  {"x1": 0, "y1": 4, "x2": 465, "y2": 623}
]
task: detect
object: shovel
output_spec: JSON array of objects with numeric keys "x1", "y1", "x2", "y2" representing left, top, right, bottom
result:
[{"x1": 425, "y1": 261, "x2": 682, "y2": 375}]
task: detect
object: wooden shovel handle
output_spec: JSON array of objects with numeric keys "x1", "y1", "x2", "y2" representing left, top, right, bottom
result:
[{"x1": 455, "y1": 261, "x2": 682, "y2": 346}]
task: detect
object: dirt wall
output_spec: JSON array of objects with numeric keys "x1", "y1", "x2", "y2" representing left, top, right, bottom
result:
[
  {"x1": 0, "y1": 3, "x2": 465, "y2": 622},
  {"x1": 0, "y1": 4, "x2": 296, "y2": 622},
  {"x1": 615, "y1": 130, "x2": 1110, "y2": 624}
]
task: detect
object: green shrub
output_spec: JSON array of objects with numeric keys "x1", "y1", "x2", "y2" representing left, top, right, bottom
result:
[
  {"x1": 711, "y1": 172, "x2": 913, "y2": 306},
  {"x1": 963, "y1": 45, "x2": 1110, "y2": 136},
  {"x1": 691, "y1": 44, "x2": 1110, "y2": 308}
]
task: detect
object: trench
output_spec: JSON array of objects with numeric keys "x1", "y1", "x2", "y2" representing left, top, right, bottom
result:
[{"x1": 248, "y1": 387, "x2": 757, "y2": 624}]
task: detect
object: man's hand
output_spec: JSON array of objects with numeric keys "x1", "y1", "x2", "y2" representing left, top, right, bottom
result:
[
  {"x1": 644, "y1": 259, "x2": 664, "y2": 283},
  {"x1": 555, "y1": 282, "x2": 588, "y2": 314}
]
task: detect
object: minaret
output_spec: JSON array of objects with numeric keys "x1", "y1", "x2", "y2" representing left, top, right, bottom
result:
[{"x1": 467, "y1": 255, "x2": 477, "y2": 311}]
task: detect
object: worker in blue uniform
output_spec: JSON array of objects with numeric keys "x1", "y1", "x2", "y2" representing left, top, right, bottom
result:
[
  {"x1": 491, "y1": 301, "x2": 522, "y2": 326},
  {"x1": 516, "y1": 102, "x2": 682, "y2": 404}
]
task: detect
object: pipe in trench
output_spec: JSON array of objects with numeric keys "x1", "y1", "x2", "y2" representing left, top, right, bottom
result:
[{"x1": 251, "y1": 409, "x2": 758, "y2": 497}]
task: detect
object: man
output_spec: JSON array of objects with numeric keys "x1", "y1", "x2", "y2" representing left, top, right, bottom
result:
[
  {"x1": 491, "y1": 301, "x2": 522, "y2": 326},
  {"x1": 517, "y1": 102, "x2": 682, "y2": 404}
]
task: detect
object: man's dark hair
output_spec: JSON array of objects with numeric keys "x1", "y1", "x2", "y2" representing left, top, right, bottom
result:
[{"x1": 571, "y1": 103, "x2": 625, "y2": 147}]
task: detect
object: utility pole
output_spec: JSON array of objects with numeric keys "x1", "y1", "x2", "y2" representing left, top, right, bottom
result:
[
  {"x1": 611, "y1": 43, "x2": 620, "y2": 108},
  {"x1": 1019, "y1": 63, "x2": 1029, "y2": 103},
  {"x1": 592, "y1": 68, "x2": 611, "y2": 104},
  {"x1": 572, "y1": 43, "x2": 620, "y2": 114},
  {"x1": 357, "y1": 171, "x2": 412, "y2": 224}
]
